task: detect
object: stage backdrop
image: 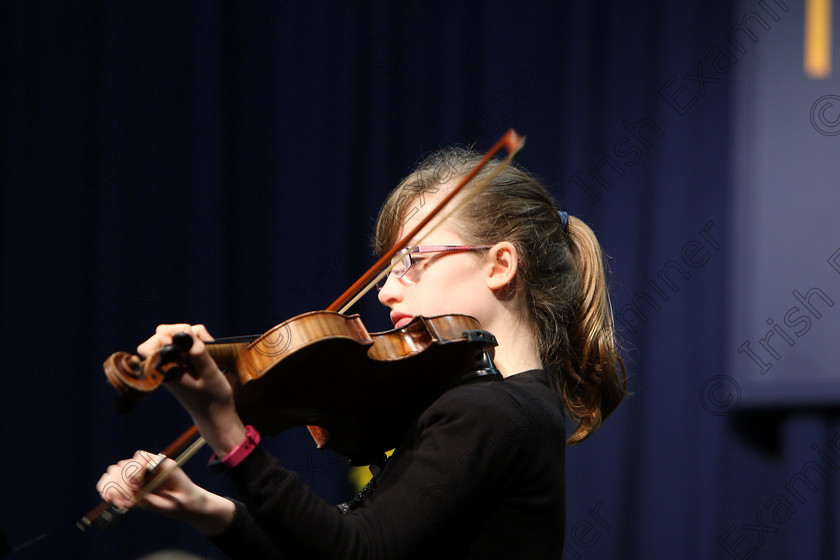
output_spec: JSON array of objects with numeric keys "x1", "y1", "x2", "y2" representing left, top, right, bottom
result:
[
  {"x1": 728, "y1": 0, "x2": 840, "y2": 406},
  {"x1": 1, "y1": 1, "x2": 838, "y2": 559}
]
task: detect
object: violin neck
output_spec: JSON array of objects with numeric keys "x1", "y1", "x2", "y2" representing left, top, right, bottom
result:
[{"x1": 206, "y1": 336, "x2": 257, "y2": 371}]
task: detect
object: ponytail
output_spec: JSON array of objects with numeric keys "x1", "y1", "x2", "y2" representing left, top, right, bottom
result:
[{"x1": 561, "y1": 217, "x2": 627, "y2": 444}]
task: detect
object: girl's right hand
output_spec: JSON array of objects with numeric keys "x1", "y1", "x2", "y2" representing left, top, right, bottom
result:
[{"x1": 96, "y1": 450, "x2": 235, "y2": 535}]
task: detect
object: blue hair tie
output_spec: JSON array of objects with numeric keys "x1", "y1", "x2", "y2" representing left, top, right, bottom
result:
[{"x1": 558, "y1": 210, "x2": 569, "y2": 231}]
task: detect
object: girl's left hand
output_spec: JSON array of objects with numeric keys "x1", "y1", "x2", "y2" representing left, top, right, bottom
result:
[{"x1": 138, "y1": 323, "x2": 246, "y2": 456}]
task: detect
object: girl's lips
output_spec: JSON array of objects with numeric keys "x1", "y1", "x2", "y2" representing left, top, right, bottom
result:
[{"x1": 390, "y1": 312, "x2": 413, "y2": 329}]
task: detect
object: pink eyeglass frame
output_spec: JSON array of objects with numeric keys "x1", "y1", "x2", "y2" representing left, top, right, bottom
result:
[{"x1": 378, "y1": 244, "x2": 495, "y2": 287}]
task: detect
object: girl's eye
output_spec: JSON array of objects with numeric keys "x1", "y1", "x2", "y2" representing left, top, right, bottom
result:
[{"x1": 410, "y1": 255, "x2": 433, "y2": 268}]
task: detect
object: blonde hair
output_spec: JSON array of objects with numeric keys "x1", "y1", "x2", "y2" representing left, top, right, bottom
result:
[{"x1": 374, "y1": 147, "x2": 627, "y2": 444}]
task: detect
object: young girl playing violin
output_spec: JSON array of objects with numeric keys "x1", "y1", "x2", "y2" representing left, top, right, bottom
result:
[{"x1": 97, "y1": 146, "x2": 627, "y2": 559}]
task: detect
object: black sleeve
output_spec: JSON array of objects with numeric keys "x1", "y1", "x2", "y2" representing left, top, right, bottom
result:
[
  {"x1": 209, "y1": 379, "x2": 559, "y2": 560},
  {"x1": 206, "y1": 500, "x2": 282, "y2": 560}
]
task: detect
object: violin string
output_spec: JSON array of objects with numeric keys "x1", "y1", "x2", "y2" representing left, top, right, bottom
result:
[{"x1": 338, "y1": 141, "x2": 524, "y2": 315}]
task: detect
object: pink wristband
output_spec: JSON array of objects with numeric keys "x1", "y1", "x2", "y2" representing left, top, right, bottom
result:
[{"x1": 208, "y1": 425, "x2": 261, "y2": 472}]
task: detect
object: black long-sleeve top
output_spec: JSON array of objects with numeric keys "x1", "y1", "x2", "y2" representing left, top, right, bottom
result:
[{"x1": 209, "y1": 369, "x2": 567, "y2": 559}]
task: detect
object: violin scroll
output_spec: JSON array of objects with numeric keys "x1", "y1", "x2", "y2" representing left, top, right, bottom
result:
[{"x1": 105, "y1": 333, "x2": 194, "y2": 414}]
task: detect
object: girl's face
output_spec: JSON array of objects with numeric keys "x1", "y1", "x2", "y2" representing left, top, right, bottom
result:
[{"x1": 377, "y1": 192, "x2": 494, "y2": 329}]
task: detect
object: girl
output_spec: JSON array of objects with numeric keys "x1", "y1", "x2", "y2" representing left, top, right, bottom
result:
[{"x1": 98, "y1": 146, "x2": 627, "y2": 559}]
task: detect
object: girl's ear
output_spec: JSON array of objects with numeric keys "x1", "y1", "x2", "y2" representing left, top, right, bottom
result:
[{"x1": 485, "y1": 242, "x2": 519, "y2": 291}]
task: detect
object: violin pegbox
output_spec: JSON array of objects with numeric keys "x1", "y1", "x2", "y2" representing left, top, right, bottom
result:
[{"x1": 104, "y1": 332, "x2": 195, "y2": 414}]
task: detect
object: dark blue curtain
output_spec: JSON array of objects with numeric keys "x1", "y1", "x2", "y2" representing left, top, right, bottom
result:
[{"x1": 2, "y1": 1, "x2": 837, "y2": 559}]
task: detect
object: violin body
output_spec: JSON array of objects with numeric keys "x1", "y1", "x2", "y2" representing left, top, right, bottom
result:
[{"x1": 104, "y1": 312, "x2": 500, "y2": 464}]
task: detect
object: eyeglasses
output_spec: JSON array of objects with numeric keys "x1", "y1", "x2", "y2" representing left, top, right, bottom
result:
[{"x1": 377, "y1": 244, "x2": 494, "y2": 289}]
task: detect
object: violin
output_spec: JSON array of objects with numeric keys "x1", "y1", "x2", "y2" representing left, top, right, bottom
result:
[
  {"x1": 106, "y1": 311, "x2": 500, "y2": 463},
  {"x1": 79, "y1": 129, "x2": 525, "y2": 531}
]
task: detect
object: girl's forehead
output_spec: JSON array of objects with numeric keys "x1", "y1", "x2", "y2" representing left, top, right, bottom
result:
[
  {"x1": 396, "y1": 182, "x2": 465, "y2": 234},
  {"x1": 397, "y1": 218, "x2": 463, "y2": 247}
]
